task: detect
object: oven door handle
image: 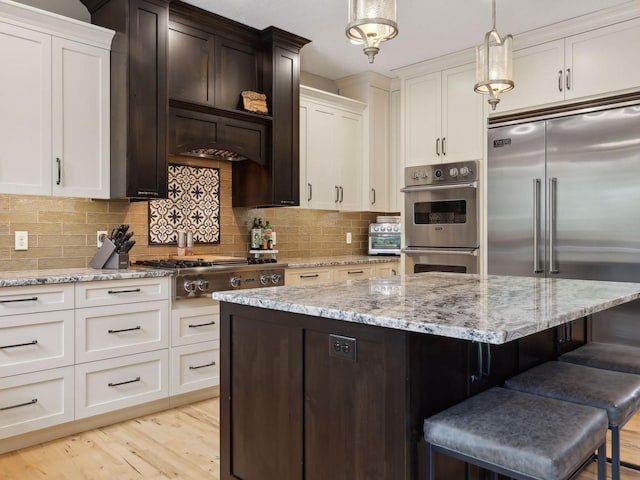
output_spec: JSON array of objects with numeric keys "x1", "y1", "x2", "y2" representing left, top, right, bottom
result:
[
  {"x1": 402, "y1": 247, "x2": 478, "y2": 256},
  {"x1": 400, "y1": 182, "x2": 477, "y2": 193}
]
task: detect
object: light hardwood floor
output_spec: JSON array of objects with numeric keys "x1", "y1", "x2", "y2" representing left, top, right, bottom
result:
[{"x1": 1, "y1": 396, "x2": 640, "y2": 479}]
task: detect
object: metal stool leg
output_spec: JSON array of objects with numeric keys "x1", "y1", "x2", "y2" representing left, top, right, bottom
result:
[
  {"x1": 597, "y1": 443, "x2": 606, "y2": 480},
  {"x1": 611, "y1": 425, "x2": 620, "y2": 480},
  {"x1": 425, "y1": 442, "x2": 433, "y2": 480}
]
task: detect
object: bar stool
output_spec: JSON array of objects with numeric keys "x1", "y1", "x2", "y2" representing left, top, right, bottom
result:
[
  {"x1": 424, "y1": 387, "x2": 608, "y2": 480},
  {"x1": 505, "y1": 361, "x2": 640, "y2": 480},
  {"x1": 560, "y1": 341, "x2": 640, "y2": 374}
]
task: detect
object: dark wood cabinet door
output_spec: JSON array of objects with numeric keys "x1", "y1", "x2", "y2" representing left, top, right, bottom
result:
[
  {"x1": 215, "y1": 40, "x2": 259, "y2": 111},
  {"x1": 168, "y1": 21, "x2": 215, "y2": 107},
  {"x1": 128, "y1": 0, "x2": 168, "y2": 198}
]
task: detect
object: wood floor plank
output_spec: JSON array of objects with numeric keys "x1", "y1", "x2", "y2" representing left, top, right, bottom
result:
[{"x1": 1, "y1": 394, "x2": 639, "y2": 479}]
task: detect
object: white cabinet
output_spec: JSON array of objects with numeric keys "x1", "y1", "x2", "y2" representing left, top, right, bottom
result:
[
  {"x1": 403, "y1": 63, "x2": 484, "y2": 167},
  {"x1": 285, "y1": 261, "x2": 399, "y2": 286},
  {"x1": 300, "y1": 86, "x2": 366, "y2": 211},
  {"x1": 0, "y1": 1, "x2": 113, "y2": 198},
  {"x1": 495, "y1": 17, "x2": 640, "y2": 114},
  {"x1": 285, "y1": 267, "x2": 333, "y2": 286}
]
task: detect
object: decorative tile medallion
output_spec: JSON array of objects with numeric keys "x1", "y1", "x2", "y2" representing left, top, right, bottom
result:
[{"x1": 149, "y1": 164, "x2": 220, "y2": 244}]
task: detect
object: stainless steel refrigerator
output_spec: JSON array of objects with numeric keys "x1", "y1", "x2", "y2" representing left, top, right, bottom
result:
[{"x1": 487, "y1": 103, "x2": 640, "y2": 345}]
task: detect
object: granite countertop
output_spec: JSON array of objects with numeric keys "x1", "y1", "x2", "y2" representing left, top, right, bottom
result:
[
  {"x1": 284, "y1": 255, "x2": 400, "y2": 268},
  {"x1": 0, "y1": 267, "x2": 173, "y2": 287},
  {"x1": 213, "y1": 273, "x2": 640, "y2": 344}
]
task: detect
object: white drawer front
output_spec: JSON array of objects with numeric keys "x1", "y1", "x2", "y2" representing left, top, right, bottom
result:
[
  {"x1": 170, "y1": 342, "x2": 219, "y2": 396},
  {"x1": 0, "y1": 310, "x2": 74, "y2": 377},
  {"x1": 76, "y1": 301, "x2": 169, "y2": 363},
  {"x1": 171, "y1": 300, "x2": 219, "y2": 347},
  {"x1": 75, "y1": 277, "x2": 169, "y2": 308},
  {"x1": 0, "y1": 366, "x2": 74, "y2": 439},
  {"x1": 285, "y1": 268, "x2": 332, "y2": 286},
  {"x1": 75, "y1": 350, "x2": 168, "y2": 419},
  {"x1": 333, "y1": 265, "x2": 374, "y2": 282},
  {"x1": 0, "y1": 284, "x2": 74, "y2": 316}
]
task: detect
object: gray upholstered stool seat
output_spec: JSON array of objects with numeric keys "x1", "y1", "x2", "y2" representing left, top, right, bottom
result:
[
  {"x1": 505, "y1": 361, "x2": 640, "y2": 480},
  {"x1": 560, "y1": 341, "x2": 640, "y2": 374},
  {"x1": 423, "y1": 387, "x2": 608, "y2": 480}
]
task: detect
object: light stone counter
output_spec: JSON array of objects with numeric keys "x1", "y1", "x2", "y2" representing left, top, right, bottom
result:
[
  {"x1": 0, "y1": 267, "x2": 173, "y2": 287},
  {"x1": 284, "y1": 255, "x2": 399, "y2": 269},
  {"x1": 213, "y1": 272, "x2": 640, "y2": 344}
]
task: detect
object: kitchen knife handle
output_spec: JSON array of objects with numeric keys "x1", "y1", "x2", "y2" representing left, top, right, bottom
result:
[
  {"x1": 435, "y1": 137, "x2": 440, "y2": 156},
  {"x1": 56, "y1": 158, "x2": 61, "y2": 185},
  {"x1": 549, "y1": 177, "x2": 559, "y2": 274},
  {"x1": 558, "y1": 70, "x2": 563, "y2": 92},
  {"x1": 533, "y1": 178, "x2": 543, "y2": 273}
]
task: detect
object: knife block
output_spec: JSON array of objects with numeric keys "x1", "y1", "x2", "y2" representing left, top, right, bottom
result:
[{"x1": 90, "y1": 238, "x2": 129, "y2": 269}]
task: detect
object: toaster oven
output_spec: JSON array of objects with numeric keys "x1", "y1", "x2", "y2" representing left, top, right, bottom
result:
[{"x1": 368, "y1": 217, "x2": 401, "y2": 256}]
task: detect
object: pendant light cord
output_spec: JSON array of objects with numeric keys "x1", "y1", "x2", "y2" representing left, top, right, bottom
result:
[{"x1": 492, "y1": 0, "x2": 496, "y2": 30}]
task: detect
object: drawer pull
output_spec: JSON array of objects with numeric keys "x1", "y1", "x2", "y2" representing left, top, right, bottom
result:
[
  {"x1": 0, "y1": 398, "x2": 38, "y2": 411},
  {"x1": 347, "y1": 270, "x2": 364, "y2": 275},
  {"x1": 108, "y1": 376, "x2": 141, "y2": 387},
  {"x1": 188, "y1": 321, "x2": 216, "y2": 328},
  {"x1": 300, "y1": 274, "x2": 319, "y2": 279},
  {"x1": 0, "y1": 340, "x2": 38, "y2": 349},
  {"x1": 189, "y1": 361, "x2": 216, "y2": 370},
  {"x1": 107, "y1": 288, "x2": 142, "y2": 294},
  {"x1": 108, "y1": 326, "x2": 141, "y2": 334},
  {"x1": 0, "y1": 296, "x2": 38, "y2": 304}
]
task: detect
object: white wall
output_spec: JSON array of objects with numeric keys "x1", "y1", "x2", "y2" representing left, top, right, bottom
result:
[
  {"x1": 12, "y1": 0, "x2": 89, "y2": 21},
  {"x1": 300, "y1": 71, "x2": 338, "y2": 94}
]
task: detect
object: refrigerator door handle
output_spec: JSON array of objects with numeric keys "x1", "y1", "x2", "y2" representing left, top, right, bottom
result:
[
  {"x1": 549, "y1": 177, "x2": 559, "y2": 274},
  {"x1": 533, "y1": 178, "x2": 543, "y2": 273}
]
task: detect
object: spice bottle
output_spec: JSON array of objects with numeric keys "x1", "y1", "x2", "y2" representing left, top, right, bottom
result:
[
  {"x1": 250, "y1": 218, "x2": 261, "y2": 249},
  {"x1": 263, "y1": 220, "x2": 273, "y2": 250}
]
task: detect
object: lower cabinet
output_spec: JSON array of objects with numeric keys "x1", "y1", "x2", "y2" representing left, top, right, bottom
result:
[
  {"x1": 285, "y1": 261, "x2": 399, "y2": 286},
  {"x1": 0, "y1": 366, "x2": 74, "y2": 439}
]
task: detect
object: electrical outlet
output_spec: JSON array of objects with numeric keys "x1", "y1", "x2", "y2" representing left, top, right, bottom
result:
[
  {"x1": 14, "y1": 231, "x2": 28, "y2": 251},
  {"x1": 97, "y1": 230, "x2": 108, "y2": 248},
  {"x1": 346, "y1": 232, "x2": 352, "y2": 244},
  {"x1": 329, "y1": 334, "x2": 357, "y2": 361}
]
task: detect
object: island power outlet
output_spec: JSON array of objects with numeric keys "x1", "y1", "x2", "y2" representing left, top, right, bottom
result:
[{"x1": 329, "y1": 334, "x2": 357, "y2": 361}]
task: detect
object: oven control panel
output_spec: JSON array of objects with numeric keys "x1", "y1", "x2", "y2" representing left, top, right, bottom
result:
[{"x1": 404, "y1": 160, "x2": 478, "y2": 187}]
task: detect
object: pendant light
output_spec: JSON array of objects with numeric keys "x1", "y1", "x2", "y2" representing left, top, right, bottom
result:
[
  {"x1": 474, "y1": 0, "x2": 514, "y2": 110},
  {"x1": 346, "y1": 0, "x2": 398, "y2": 63}
]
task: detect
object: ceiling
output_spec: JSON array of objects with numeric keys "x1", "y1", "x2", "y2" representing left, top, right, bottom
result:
[{"x1": 181, "y1": 0, "x2": 634, "y2": 81}]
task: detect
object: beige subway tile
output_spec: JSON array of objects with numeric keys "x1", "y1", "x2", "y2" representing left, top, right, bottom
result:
[
  {"x1": 39, "y1": 211, "x2": 87, "y2": 224},
  {"x1": 12, "y1": 246, "x2": 62, "y2": 259},
  {"x1": 38, "y1": 257, "x2": 86, "y2": 270},
  {"x1": 10, "y1": 196, "x2": 64, "y2": 212},
  {"x1": 0, "y1": 259, "x2": 38, "y2": 271},
  {"x1": 12, "y1": 223, "x2": 62, "y2": 235}
]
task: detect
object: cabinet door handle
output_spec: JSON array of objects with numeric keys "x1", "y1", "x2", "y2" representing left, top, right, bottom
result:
[
  {"x1": 565, "y1": 68, "x2": 571, "y2": 91},
  {"x1": 371, "y1": 188, "x2": 376, "y2": 205},
  {"x1": 549, "y1": 177, "x2": 559, "y2": 274},
  {"x1": 137, "y1": 191, "x2": 159, "y2": 197},
  {"x1": 435, "y1": 137, "x2": 440, "y2": 156},
  {"x1": 0, "y1": 296, "x2": 38, "y2": 304},
  {"x1": 442, "y1": 137, "x2": 446, "y2": 156},
  {"x1": 558, "y1": 70, "x2": 563, "y2": 92},
  {"x1": 108, "y1": 325, "x2": 141, "y2": 334},
  {"x1": 189, "y1": 361, "x2": 216, "y2": 370},
  {"x1": 308, "y1": 183, "x2": 312, "y2": 202},
  {"x1": 188, "y1": 321, "x2": 216, "y2": 328},
  {"x1": 280, "y1": 200, "x2": 296, "y2": 205},
  {"x1": 0, "y1": 340, "x2": 38, "y2": 349},
  {"x1": 56, "y1": 157, "x2": 62, "y2": 185},
  {"x1": 0, "y1": 398, "x2": 37, "y2": 411},
  {"x1": 335, "y1": 185, "x2": 340, "y2": 203},
  {"x1": 347, "y1": 270, "x2": 364, "y2": 275},
  {"x1": 533, "y1": 178, "x2": 543, "y2": 273},
  {"x1": 300, "y1": 274, "x2": 319, "y2": 279},
  {"x1": 339, "y1": 186, "x2": 344, "y2": 203},
  {"x1": 108, "y1": 376, "x2": 141, "y2": 387},
  {"x1": 107, "y1": 288, "x2": 142, "y2": 294}
]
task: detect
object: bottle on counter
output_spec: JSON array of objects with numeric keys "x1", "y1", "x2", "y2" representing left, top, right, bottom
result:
[
  {"x1": 177, "y1": 230, "x2": 186, "y2": 257},
  {"x1": 250, "y1": 218, "x2": 262, "y2": 249},
  {"x1": 186, "y1": 231, "x2": 193, "y2": 256},
  {"x1": 262, "y1": 220, "x2": 272, "y2": 250}
]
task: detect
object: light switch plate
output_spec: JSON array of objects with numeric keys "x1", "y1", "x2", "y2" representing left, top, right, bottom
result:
[{"x1": 15, "y1": 231, "x2": 28, "y2": 251}]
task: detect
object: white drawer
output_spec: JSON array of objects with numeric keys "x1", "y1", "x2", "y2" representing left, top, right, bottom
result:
[
  {"x1": 0, "y1": 284, "x2": 74, "y2": 316},
  {"x1": 76, "y1": 300, "x2": 169, "y2": 363},
  {"x1": 75, "y1": 350, "x2": 168, "y2": 419},
  {"x1": 285, "y1": 268, "x2": 332, "y2": 286},
  {"x1": 0, "y1": 366, "x2": 74, "y2": 439},
  {"x1": 333, "y1": 265, "x2": 375, "y2": 282},
  {"x1": 170, "y1": 341, "x2": 219, "y2": 396},
  {"x1": 75, "y1": 277, "x2": 170, "y2": 308},
  {"x1": 171, "y1": 298, "x2": 219, "y2": 347},
  {"x1": 0, "y1": 310, "x2": 74, "y2": 377}
]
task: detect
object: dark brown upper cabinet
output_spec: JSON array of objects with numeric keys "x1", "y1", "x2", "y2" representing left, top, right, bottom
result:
[{"x1": 81, "y1": 0, "x2": 169, "y2": 199}]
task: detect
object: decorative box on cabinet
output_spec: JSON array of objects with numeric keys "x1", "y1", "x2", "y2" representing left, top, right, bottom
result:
[
  {"x1": 300, "y1": 86, "x2": 366, "y2": 211},
  {"x1": 0, "y1": 1, "x2": 113, "y2": 198}
]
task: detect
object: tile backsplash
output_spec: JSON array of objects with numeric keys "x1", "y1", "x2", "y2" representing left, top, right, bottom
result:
[{"x1": 0, "y1": 159, "x2": 393, "y2": 271}]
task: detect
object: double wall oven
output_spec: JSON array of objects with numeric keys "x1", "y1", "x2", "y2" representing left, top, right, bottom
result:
[{"x1": 402, "y1": 160, "x2": 479, "y2": 274}]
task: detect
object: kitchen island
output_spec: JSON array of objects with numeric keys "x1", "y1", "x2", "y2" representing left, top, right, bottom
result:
[{"x1": 213, "y1": 273, "x2": 640, "y2": 480}]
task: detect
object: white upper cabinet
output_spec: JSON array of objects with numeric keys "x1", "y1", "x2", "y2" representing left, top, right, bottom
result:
[
  {"x1": 300, "y1": 86, "x2": 365, "y2": 211},
  {"x1": 0, "y1": 1, "x2": 113, "y2": 198},
  {"x1": 494, "y1": 16, "x2": 640, "y2": 114},
  {"x1": 403, "y1": 63, "x2": 484, "y2": 167}
]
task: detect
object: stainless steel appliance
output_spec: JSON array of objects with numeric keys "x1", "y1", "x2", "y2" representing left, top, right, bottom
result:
[
  {"x1": 368, "y1": 215, "x2": 401, "y2": 255},
  {"x1": 402, "y1": 160, "x2": 479, "y2": 274},
  {"x1": 134, "y1": 257, "x2": 285, "y2": 300},
  {"x1": 487, "y1": 102, "x2": 640, "y2": 345}
]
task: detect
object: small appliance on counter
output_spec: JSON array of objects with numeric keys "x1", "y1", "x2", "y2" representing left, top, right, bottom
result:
[
  {"x1": 90, "y1": 224, "x2": 136, "y2": 269},
  {"x1": 368, "y1": 216, "x2": 401, "y2": 255}
]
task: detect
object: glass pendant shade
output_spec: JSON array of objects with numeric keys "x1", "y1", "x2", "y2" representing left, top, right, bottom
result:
[
  {"x1": 346, "y1": 0, "x2": 398, "y2": 63},
  {"x1": 474, "y1": 0, "x2": 514, "y2": 110}
]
